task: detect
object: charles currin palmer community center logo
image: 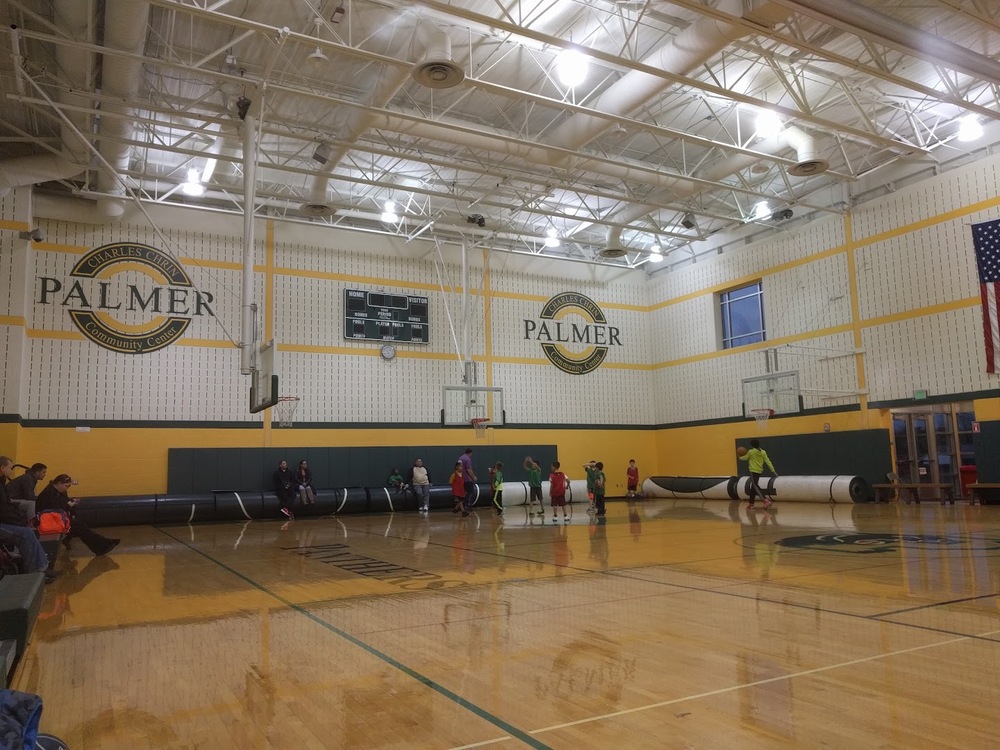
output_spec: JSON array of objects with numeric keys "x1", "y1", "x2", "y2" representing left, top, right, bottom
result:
[
  {"x1": 37, "y1": 242, "x2": 214, "y2": 354},
  {"x1": 523, "y1": 292, "x2": 622, "y2": 375}
]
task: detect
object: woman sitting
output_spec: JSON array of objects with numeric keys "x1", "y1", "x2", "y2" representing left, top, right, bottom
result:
[{"x1": 37, "y1": 474, "x2": 119, "y2": 557}]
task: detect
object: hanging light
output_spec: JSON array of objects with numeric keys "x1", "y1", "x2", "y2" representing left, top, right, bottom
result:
[
  {"x1": 544, "y1": 228, "x2": 561, "y2": 247},
  {"x1": 182, "y1": 168, "x2": 204, "y2": 196},
  {"x1": 958, "y1": 114, "x2": 983, "y2": 142},
  {"x1": 555, "y1": 48, "x2": 588, "y2": 88},
  {"x1": 648, "y1": 243, "x2": 663, "y2": 263},
  {"x1": 755, "y1": 110, "x2": 783, "y2": 138},
  {"x1": 751, "y1": 200, "x2": 771, "y2": 221},
  {"x1": 381, "y1": 199, "x2": 398, "y2": 223}
]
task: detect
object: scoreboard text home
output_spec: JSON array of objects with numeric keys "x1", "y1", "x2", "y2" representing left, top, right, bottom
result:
[{"x1": 344, "y1": 289, "x2": 429, "y2": 343}]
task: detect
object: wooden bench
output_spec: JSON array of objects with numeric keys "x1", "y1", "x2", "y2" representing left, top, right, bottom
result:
[
  {"x1": 966, "y1": 482, "x2": 1000, "y2": 506},
  {"x1": 871, "y1": 479, "x2": 955, "y2": 505}
]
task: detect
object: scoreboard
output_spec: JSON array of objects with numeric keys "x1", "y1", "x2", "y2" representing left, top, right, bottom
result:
[{"x1": 344, "y1": 289, "x2": 429, "y2": 343}]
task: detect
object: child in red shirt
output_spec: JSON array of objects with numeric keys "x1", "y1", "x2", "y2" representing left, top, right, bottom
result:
[
  {"x1": 450, "y1": 462, "x2": 469, "y2": 516},
  {"x1": 549, "y1": 461, "x2": 570, "y2": 522}
]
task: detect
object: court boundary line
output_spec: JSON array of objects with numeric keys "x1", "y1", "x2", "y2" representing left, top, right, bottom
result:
[{"x1": 156, "y1": 526, "x2": 553, "y2": 750}]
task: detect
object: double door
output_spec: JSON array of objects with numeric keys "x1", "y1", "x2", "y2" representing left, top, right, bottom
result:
[{"x1": 891, "y1": 406, "x2": 975, "y2": 492}]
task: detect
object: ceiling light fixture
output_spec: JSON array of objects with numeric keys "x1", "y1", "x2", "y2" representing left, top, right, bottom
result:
[
  {"x1": 330, "y1": 4, "x2": 345, "y2": 23},
  {"x1": 648, "y1": 244, "x2": 664, "y2": 263},
  {"x1": 381, "y1": 199, "x2": 398, "y2": 223},
  {"x1": 751, "y1": 200, "x2": 770, "y2": 221},
  {"x1": 544, "y1": 228, "x2": 560, "y2": 247},
  {"x1": 555, "y1": 48, "x2": 588, "y2": 88},
  {"x1": 958, "y1": 114, "x2": 983, "y2": 142},
  {"x1": 755, "y1": 110, "x2": 783, "y2": 139},
  {"x1": 182, "y1": 168, "x2": 204, "y2": 196}
]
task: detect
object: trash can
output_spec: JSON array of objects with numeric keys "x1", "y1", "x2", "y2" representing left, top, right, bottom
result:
[{"x1": 959, "y1": 464, "x2": 978, "y2": 498}]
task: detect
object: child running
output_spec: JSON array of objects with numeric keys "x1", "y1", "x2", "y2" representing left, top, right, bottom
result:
[
  {"x1": 449, "y1": 461, "x2": 469, "y2": 516},
  {"x1": 491, "y1": 462, "x2": 504, "y2": 517},
  {"x1": 738, "y1": 439, "x2": 778, "y2": 510},
  {"x1": 549, "y1": 461, "x2": 569, "y2": 521}
]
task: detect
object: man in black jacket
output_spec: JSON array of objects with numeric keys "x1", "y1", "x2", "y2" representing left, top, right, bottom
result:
[
  {"x1": 272, "y1": 460, "x2": 296, "y2": 518},
  {"x1": 0, "y1": 456, "x2": 58, "y2": 581}
]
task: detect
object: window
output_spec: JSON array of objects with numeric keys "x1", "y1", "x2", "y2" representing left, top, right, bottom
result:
[{"x1": 720, "y1": 281, "x2": 765, "y2": 349}]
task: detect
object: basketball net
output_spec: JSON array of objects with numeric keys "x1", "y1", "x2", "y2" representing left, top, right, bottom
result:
[
  {"x1": 750, "y1": 408, "x2": 773, "y2": 432},
  {"x1": 275, "y1": 396, "x2": 301, "y2": 428},
  {"x1": 471, "y1": 417, "x2": 490, "y2": 440}
]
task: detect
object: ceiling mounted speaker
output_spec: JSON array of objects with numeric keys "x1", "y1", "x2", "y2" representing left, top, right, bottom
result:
[
  {"x1": 680, "y1": 213, "x2": 696, "y2": 229},
  {"x1": 599, "y1": 246, "x2": 627, "y2": 259},
  {"x1": 789, "y1": 158, "x2": 829, "y2": 177},
  {"x1": 299, "y1": 201, "x2": 335, "y2": 217},
  {"x1": 411, "y1": 58, "x2": 465, "y2": 89}
]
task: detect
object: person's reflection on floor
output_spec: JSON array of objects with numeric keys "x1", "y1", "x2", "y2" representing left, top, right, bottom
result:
[{"x1": 35, "y1": 555, "x2": 120, "y2": 639}]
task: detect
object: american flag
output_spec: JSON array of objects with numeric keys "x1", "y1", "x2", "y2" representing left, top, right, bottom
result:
[{"x1": 973, "y1": 218, "x2": 1000, "y2": 373}]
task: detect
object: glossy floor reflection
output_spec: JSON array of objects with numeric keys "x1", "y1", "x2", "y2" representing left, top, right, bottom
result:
[{"x1": 12, "y1": 499, "x2": 1000, "y2": 749}]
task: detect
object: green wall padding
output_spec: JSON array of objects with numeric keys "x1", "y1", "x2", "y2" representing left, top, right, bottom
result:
[
  {"x1": 734, "y1": 429, "x2": 891, "y2": 501},
  {"x1": 168, "y1": 445, "x2": 558, "y2": 494}
]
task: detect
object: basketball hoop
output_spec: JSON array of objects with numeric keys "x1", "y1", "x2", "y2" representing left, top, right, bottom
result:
[
  {"x1": 750, "y1": 408, "x2": 774, "y2": 431},
  {"x1": 275, "y1": 396, "x2": 301, "y2": 428},
  {"x1": 471, "y1": 417, "x2": 490, "y2": 439}
]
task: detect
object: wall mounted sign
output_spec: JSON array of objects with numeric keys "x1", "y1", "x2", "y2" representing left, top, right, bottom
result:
[
  {"x1": 523, "y1": 292, "x2": 622, "y2": 375},
  {"x1": 37, "y1": 242, "x2": 214, "y2": 354}
]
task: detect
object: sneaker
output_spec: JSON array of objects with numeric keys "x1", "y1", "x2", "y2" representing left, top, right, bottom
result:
[
  {"x1": 453, "y1": 506, "x2": 461, "y2": 514},
  {"x1": 553, "y1": 515, "x2": 558, "y2": 521},
  {"x1": 763, "y1": 499, "x2": 773, "y2": 509},
  {"x1": 747, "y1": 505, "x2": 755, "y2": 511},
  {"x1": 280, "y1": 507, "x2": 292, "y2": 517},
  {"x1": 43, "y1": 570, "x2": 61, "y2": 583},
  {"x1": 563, "y1": 515, "x2": 569, "y2": 520}
]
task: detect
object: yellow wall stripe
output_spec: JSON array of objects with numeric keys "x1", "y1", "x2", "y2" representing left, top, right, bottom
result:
[{"x1": 0, "y1": 316, "x2": 25, "y2": 327}]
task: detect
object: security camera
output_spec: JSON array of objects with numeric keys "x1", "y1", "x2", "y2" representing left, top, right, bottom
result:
[
  {"x1": 18, "y1": 228, "x2": 44, "y2": 242},
  {"x1": 467, "y1": 213, "x2": 485, "y2": 228},
  {"x1": 236, "y1": 96, "x2": 252, "y2": 120}
]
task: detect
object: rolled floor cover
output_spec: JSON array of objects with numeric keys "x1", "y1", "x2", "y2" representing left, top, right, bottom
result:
[
  {"x1": 155, "y1": 493, "x2": 216, "y2": 524},
  {"x1": 643, "y1": 475, "x2": 868, "y2": 503},
  {"x1": 79, "y1": 495, "x2": 157, "y2": 527},
  {"x1": 642, "y1": 477, "x2": 739, "y2": 500},
  {"x1": 214, "y1": 491, "x2": 263, "y2": 521}
]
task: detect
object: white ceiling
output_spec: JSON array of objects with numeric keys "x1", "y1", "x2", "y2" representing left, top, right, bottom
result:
[{"x1": 3, "y1": 0, "x2": 1000, "y2": 271}]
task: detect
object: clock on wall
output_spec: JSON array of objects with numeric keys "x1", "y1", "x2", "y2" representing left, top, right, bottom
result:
[{"x1": 380, "y1": 344, "x2": 397, "y2": 361}]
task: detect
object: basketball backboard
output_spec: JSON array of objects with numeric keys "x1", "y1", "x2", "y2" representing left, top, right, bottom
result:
[
  {"x1": 249, "y1": 339, "x2": 278, "y2": 413},
  {"x1": 442, "y1": 385, "x2": 505, "y2": 426},
  {"x1": 741, "y1": 371, "x2": 802, "y2": 418}
]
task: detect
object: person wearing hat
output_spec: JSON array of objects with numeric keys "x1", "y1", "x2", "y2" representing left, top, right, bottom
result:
[{"x1": 37, "y1": 474, "x2": 119, "y2": 556}]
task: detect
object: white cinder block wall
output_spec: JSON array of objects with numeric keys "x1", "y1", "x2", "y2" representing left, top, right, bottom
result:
[{"x1": 8, "y1": 149, "x2": 1000, "y2": 427}]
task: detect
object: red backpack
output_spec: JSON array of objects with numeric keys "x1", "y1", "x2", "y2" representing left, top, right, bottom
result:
[{"x1": 36, "y1": 510, "x2": 71, "y2": 535}]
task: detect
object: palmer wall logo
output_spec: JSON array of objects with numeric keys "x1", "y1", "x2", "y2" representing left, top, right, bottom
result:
[
  {"x1": 37, "y1": 242, "x2": 215, "y2": 354},
  {"x1": 524, "y1": 292, "x2": 622, "y2": 375}
]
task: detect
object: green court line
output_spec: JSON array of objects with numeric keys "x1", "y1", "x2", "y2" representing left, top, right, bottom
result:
[{"x1": 158, "y1": 526, "x2": 552, "y2": 750}]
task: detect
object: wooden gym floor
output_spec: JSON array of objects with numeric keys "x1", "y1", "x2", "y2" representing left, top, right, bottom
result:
[{"x1": 11, "y1": 499, "x2": 1000, "y2": 749}]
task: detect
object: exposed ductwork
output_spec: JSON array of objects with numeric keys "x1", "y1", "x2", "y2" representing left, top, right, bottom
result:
[
  {"x1": 96, "y1": 0, "x2": 151, "y2": 218},
  {"x1": 410, "y1": 19, "x2": 464, "y2": 89},
  {"x1": 546, "y1": 0, "x2": 790, "y2": 153},
  {"x1": 0, "y1": 1, "x2": 91, "y2": 197},
  {"x1": 301, "y1": 16, "x2": 453, "y2": 217}
]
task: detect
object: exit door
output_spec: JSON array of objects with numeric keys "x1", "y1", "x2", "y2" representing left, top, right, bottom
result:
[{"x1": 891, "y1": 409, "x2": 972, "y2": 493}]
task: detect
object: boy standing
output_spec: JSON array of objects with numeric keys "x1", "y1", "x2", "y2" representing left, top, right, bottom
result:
[
  {"x1": 593, "y1": 461, "x2": 607, "y2": 517},
  {"x1": 449, "y1": 462, "x2": 469, "y2": 516},
  {"x1": 738, "y1": 439, "x2": 778, "y2": 510},
  {"x1": 524, "y1": 456, "x2": 543, "y2": 516},
  {"x1": 491, "y1": 462, "x2": 504, "y2": 517},
  {"x1": 626, "y1": 459, "x2": 639, "y2": 498},
  {"x1": 583, "y1": 460, "x2": 597, "y2": 513},
  {"x1": 549, "y1": 461, "x2": 569, "y2": 522}
]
